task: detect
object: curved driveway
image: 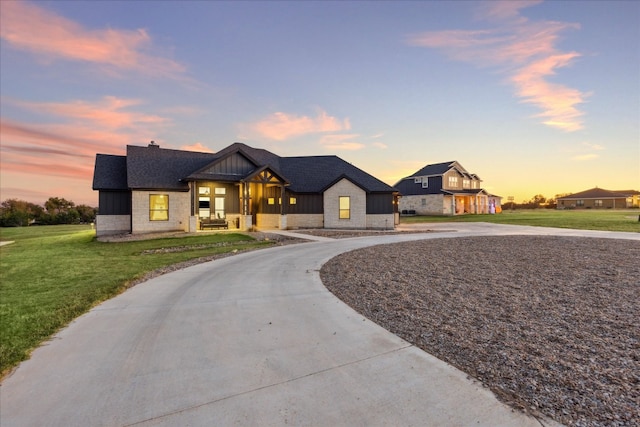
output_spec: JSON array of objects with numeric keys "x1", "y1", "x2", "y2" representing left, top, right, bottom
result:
[{"x1": 2, "y1": 223, "x2": 638, "y2": 426}]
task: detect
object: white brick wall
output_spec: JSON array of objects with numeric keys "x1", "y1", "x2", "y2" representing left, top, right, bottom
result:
[
  {"x1": 131, "y1": 191, "x2": 191, "y2": 234},
  {"x1": 366, "y1": 214, "x2": 395, "y2": 229},
  {"x1": 286, "y1": 214, "x2": 324, "y2": 229},
  {"x1": 324, "y1": 179, "x2": 366, "y2": 229},
  {"x1": 95, "y1": 215, "x2": 130, "y2": 236}
]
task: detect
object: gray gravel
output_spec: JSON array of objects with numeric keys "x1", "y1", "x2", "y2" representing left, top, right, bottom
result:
[{"x1": 320, "y1": 235, "x2": 640, "y2": 427}]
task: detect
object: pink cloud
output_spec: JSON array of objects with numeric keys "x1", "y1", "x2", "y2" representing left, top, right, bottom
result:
[
  {"x1": 0, "y1": 1, "x2": 185, "y2": 78},
  {"x1": 4, "y1": 95, "x2": 170, "y2": 148},
  {"x1": 476, "y1": 0, "x2": 543, "y2": 22},
  {"x1": 14, "y1": 96, "x2": 169, "y2": 130},
  {"x1": 406, "y1": 1, "x2": 587, "y2": 132},
  {"x1": 181, "y1": 142, "x2": 214, "y2": 153},
  {"x1": 2, "y1": 155, "x2": 94, "y2": 180},
  {"x1": 0, "y1": 96, "x2": 173, "y2": 205},
  {"x1": 249, "y1": 110, "x2": 350, "y2": 141},
  {"x1": 319, "y1": 134, "x2": 364, "y2": 151}
]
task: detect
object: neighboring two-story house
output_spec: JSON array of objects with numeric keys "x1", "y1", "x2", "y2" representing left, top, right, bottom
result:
[
  {"x1": 92, "y1": 142, "x2": 399, "y2": 236},
  {"x1": 394, "y1": 161, "x2": 501, "y2": 215}
]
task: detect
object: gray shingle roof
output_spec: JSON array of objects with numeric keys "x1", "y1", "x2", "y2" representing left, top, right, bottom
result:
[
  {"x1": 280, "y1": 155, "x2": 395, "y2": 193},
  {"x1": 126, "y1": 145, "x2": 217, "y2": 190},
  {"x1": 92, "y1": 154, "x2": 127, "y2": 190},
  {"x1": 93, "y1": 143, "x2": 396, "y2": 194},
  {"x1": 408, "y1": 161, "x2": 457, "y2": 178}
]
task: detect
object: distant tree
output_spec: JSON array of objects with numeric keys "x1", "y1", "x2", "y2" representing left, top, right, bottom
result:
[
  {"x1": 76, "y1": 204, "x2": 97, "y2": 223},
  {"x1": 44, "y1": 197, "x2": 75, "y2": 215},
  {"x1": 0, "y1": 197, "x2": 96, "y2": 226},
  {"x1": 0, "y1": 199, "x2": 44, "y2": 226},
  {"x1": 530, "y1": 194, "x2": 547, "y2": 207}
]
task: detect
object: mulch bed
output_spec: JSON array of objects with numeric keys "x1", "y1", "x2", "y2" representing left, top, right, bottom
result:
[{"x1": 320, "y1": 236, "x2": 640, "y2": 427}]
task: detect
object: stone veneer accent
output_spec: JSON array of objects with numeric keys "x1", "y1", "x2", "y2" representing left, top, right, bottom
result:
[
  {"x1": 286, "y1": 214, "x2": 324, "y2": 229},
  {"x1": 400, "y1": 194, "x2": 449, "y2": 215},
  {"x1": 131, "y1": 191, "x2": 191, "y2": 234},
  {"x1": 256, "y1": 213, "x2": 280, "y2": 229},
  {"x1": 324, "y1": 178, "x2": 366, "y2": 229}
]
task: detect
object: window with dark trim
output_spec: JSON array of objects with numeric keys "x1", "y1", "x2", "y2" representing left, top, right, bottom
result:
[
  {"x1": 339, "y1": 196, "x2": 350, "y2": 219},
  {"x1": 149, "y1": 194, "x2": 169, "y2": 221}
]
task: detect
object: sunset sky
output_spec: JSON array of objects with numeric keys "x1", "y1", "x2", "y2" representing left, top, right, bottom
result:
[{"x1": 1, "y1": 0, "x2": 638, "y2": 207}]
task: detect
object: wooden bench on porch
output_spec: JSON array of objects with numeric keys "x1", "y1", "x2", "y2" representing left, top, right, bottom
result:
[{"x1": 200, "y1": 217, "x2": 228, "y2": 230}]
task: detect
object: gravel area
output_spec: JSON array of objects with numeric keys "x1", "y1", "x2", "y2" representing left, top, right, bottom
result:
[{"x1": 320, "y1": 236, "x2": 640, "y2": 427}]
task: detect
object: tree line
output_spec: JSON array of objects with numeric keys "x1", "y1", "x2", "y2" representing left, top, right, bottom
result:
[
  {"x1": 501, "y1": 194, "x2": 569, "y2": 210},
  {"x1": 0, "y1": 197, "x2": 96, "y2": 227}
]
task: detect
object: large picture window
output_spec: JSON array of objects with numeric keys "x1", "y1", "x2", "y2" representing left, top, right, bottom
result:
[
  {"x1": 339, "y1": 196, "x2": 350, "y2": 219},
  {"x1": 150, "y1": 194, "x2": 169, "y2": 221}
]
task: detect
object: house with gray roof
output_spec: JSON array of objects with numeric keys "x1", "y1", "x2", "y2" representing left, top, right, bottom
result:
[
  {"x1": 394, "y1": 161, "x2": 501, "y2": 215},
  {"x1": 92, "y1": 142, "x2": 399, "y2": 236}
]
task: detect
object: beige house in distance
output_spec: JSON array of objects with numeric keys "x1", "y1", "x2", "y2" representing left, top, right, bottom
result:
[{"x1": 557, "y1": 187, "x2": 639, "y2": 209}]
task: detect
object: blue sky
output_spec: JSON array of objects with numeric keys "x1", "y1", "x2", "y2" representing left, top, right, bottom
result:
[{"x1": 1, "y1": 0, "x2": 638, "y2": 206}]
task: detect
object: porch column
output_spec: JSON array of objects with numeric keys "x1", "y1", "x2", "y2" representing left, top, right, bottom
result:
[
  {"x1": 240, "y1": 181, "x2": 252, "y2": 231},
  {"x1": 241, "y1": 181, "x2": 249, "y2": 215},
  {"x1": 189, "y1": 181, "x2": 198, "y2": 232},
  {"x1": 279, "y1": 184, "x2": 287, "y2": 229}
]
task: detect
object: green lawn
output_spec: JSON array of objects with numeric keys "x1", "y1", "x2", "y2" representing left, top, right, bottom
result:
[
  {"x1": 1, "y1": 212, "x2": 637, "y2": 377},
  {"x1": 0, "y1": 225, "x2": 273, "y2": 377},
  {"x1": 400, "y1": 209, "x2": 640, "y2": 232}
]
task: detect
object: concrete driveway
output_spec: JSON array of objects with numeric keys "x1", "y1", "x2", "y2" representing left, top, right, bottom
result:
[{"x1": 2, "y1": 224, "x2": 637, "y2": 426}]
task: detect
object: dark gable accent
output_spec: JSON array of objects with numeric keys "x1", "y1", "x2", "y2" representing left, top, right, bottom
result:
[
  {"x1": 93, "y1": 154, "x2": 127, "y2": 190},
  {"x1": 201, "y1": 152, "x2": 256, "y2": 176}
]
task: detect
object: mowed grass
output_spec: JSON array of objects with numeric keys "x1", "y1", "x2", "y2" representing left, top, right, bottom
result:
[
  {"x1": 401, "y1": 209, "x2": 640, "y2": 232},
  {"x1": 0, "y1": 225, "x2": 273, "y2": 377}
]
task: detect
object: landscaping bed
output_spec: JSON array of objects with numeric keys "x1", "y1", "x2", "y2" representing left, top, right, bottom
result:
[{"x1": 320, "y1": 236, "x2": 640, "y2": 427}]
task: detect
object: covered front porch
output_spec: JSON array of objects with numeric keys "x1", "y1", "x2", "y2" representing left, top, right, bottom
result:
[
  {"x1": 189, "y1": 167, "x2": 290, "y2": 231},
  {"x1": 447, "y1": 190, "x2": 498, "y2": 215}
]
